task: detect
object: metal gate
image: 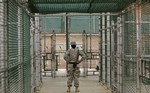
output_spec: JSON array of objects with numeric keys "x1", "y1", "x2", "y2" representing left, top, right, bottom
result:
[
  {"x1": 42, "y1": 31, "x2": 56, "y2": 77},
  {"x1": 98, "y1": 13, "x2": 123, "y2": 92}
]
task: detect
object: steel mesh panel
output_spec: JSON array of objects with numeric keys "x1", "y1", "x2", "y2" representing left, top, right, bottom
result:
[
  {"x1": 0, "y1": 2, "x2": 7, "y2": 93},
  {"x1": 40, "y1": 16, "x2": 99, "y2": 34},
  {"x1": 40, "y1": 17, "x2": 45, "y2": 33},
  {"x1": 123, "y1": 60, "x2": 137, "y2": 93},
  {"x1": 23, "y1": 12, "x2": 31, "y2": 93},
  {"x1": 40, "y1": 17, "x2": 64, "y2": 33},
  {"x1": 141, "y1": 3, "x2": 150, "y2": 93},
  {"x1": 7, "y1": 0, "x2": 23, "y2": 93},
  {"x1": 141, "y1": 3, "x2": 150, "y2": 56},
  {"x1": 124, "y1": 10, "x2": 136, "y2": 55},
  {"x1": 112, "y1": 30, "x2": 118, "y2": 87},
  {"x1": 70, "y1": 16, "x2": 90, "y2": 33},
  {"x1": 8, "y1": 0, "x2": 19, "y2": 69},
  {"x1": 6, "y1": 0, "x2": 31, "y2": 93},
  {"x1": 123, "y1": 8, "x2": 137, "y2": 93}
]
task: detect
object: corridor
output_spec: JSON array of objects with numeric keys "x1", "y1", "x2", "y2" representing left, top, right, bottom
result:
[
  {"x1": 39, "y1": 76, "x2": 111, "y2": 93},
  {"x1": 1, "y1": 0, "x2": 150, "y2": 93}
]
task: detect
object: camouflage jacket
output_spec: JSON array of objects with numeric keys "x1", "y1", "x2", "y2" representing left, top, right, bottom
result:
[{"x1": 64, "y1": 48, "x2": 86, "y2": 64}]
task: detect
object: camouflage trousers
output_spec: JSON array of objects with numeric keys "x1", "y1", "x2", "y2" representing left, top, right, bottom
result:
[{"x1": 67, "y1": 67, "x2": 80, "y2": 87}]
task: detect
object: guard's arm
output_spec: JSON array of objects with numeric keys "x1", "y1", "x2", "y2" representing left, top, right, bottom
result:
[
  {"x1": 64, "y1": 50, "x2": 70, "y2": 62},
  {"x1": 78, "y1": 50, "x2": 86, "y2": 63}
]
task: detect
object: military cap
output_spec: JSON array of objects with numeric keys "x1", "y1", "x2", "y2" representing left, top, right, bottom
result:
[{"x1": 70, "y1": 41, "x2": 76, "y2": 45}]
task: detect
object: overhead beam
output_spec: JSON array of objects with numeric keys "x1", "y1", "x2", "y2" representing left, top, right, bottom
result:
[
  {"x1": 29, "y1": 0, "x2": 136, "y2": 4},
  {"x1": 33, "y1": 13, "x2": 119, "y2": 17}
]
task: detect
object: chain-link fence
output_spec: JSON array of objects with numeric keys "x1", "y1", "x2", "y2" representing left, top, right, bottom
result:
[
  {"x1": 123, "y1": 5, "x2": 137, "y2": 93},
  {"x1": 123, "y1": 2, "x2": 150, "y2": 93},
  {"x1": 0, "y1": 0, "x2": 42, "y2": 93},
  {"x1": 40, "y1": 17, "x2": 64, "y2": 33},
  {"x1": 6, "y1": 0, "x2": 31, "y2": 93},
  {"x1": 40, "y1": 16, "x2": 100, "y2": 34},
  {"x1": 99, "y1": 2, "x2": 150, "y2": 93},
  {"x1": 140, "y1": 2, "x2": 150, "y2": 93}
]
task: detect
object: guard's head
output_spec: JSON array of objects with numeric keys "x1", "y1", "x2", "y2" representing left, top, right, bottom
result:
[{"x1": 71, "y1": 41, "x2": 76, "y2": 49}]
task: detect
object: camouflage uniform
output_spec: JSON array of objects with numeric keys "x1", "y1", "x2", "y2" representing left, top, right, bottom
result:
[{"x1": 64, "y1": 47, "x2": 86, "y2": 87}]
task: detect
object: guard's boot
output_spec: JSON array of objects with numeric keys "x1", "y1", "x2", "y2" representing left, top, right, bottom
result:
[
  {"x1": 67, "y1": 87, "x2": 71, "y2": 92},
  {"x1": 75, "y1": 87, "x2": 80, "y2": 92}
]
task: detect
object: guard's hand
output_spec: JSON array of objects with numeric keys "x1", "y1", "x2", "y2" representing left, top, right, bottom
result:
[{"x1": 77, "y1": 61, "x2": 80, "y2": 64}]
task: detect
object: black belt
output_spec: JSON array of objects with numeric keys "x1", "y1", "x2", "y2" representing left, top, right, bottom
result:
[{"x1": 69, "y1": 62, "x2": 78, "y2": 68}]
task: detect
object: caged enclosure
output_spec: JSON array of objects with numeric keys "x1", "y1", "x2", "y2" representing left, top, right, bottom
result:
[{"x1": 0, "y1": 0, "x2": 150, "y2": 93}]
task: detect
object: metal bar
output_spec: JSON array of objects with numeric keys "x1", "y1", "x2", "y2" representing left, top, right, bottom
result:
[
  {"x1": 135, "y1": 3, "x2": 142, "y2": 93},
  {"x1": 120, "y1": 3, "x2": 136, "y2": 15},
  {"x1": 106, "y1": 13, "x2": 111, "y2": 89},
  {"x1": 98, "y1": 16, "x2": 101, "y2": 82},
  {"x1": 41, "y1": 33, "x2": 99, "y2": 36},
  {"x1": 125, "y1": 20, "x2": 150, "y2": 23},
  {"x1": 34, "y1": 18, "x2": 37, "y2": 92},
  {"x1": 17, "y1": 7, "x2": 23, "y2": 93},
  {"x1": 99, "y1": 24, "x2": 117, "y2": 31},
  {"x1": 39, "y1": 17, "x2": 43, "y2": 85},
  {"x1": 33, "y1": 13, "x2": 119, "y2": 17},
  {"x1": 125, "y1": 55, "x2": 150, "y2": 57},
  {"x1": 102, "y1": 13, "x2": 106, "y2": 84},
  {"x1": 35, "y1": 14, "x2": 41, "y2": 90},
  {"x1": 121, "y1": 14, "x2": 125, "y2": 93},
  {"x1": 89, "y1": 16, "x2": 92, "y2": 68},
  {"x1": 66, "y1": 13, "x2": 69, "y2": 51},
  {"x1": 50, "y1": 34, "x2": 53, "y2": 77},
  {"x1": 44, "y1": 17, "x2": 46, "y2": 54},
  {"x1": 111, "y1": 20, "x2": 115, "y2": 90},
  {"x1": 119, "y1": 16, "x2": 123, "y2": 93},
  {"x1": 117, "y1": 17, "x2": 123, "y2": 93},
  {"x1": 86, "y1": 30, "x2": 88, "y2": 76},
  {"x1": 117, "y1": 18, "x2": 119, "y2": 92},
  {"x1": 82, "y1": 30, "x2": 87, "y2": 77},
  {"x1": 51, "y1": 30, "x2": 56, "y2": 78},
  {"x1": 30, "y1": 17, "x2": 35, "y2": 93},
  {"x1": 33, "y1": 18, "x2": 36, "y2": 91},
  {"x1": 65, "y1": 13, "x2": 69, "y2": 71}
]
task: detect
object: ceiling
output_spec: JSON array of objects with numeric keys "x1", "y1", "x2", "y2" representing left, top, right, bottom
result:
[{"x1": 28, "y1": 0, "x2": 136, "y2": 14}]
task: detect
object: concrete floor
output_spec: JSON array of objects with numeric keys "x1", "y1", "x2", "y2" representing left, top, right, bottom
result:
[
  {"x1": 42, "y1": 69, "x2": 99, "y2": 77},
  {"x1": 39, "y1": 76, "x2": 111, "y2": 93}
]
